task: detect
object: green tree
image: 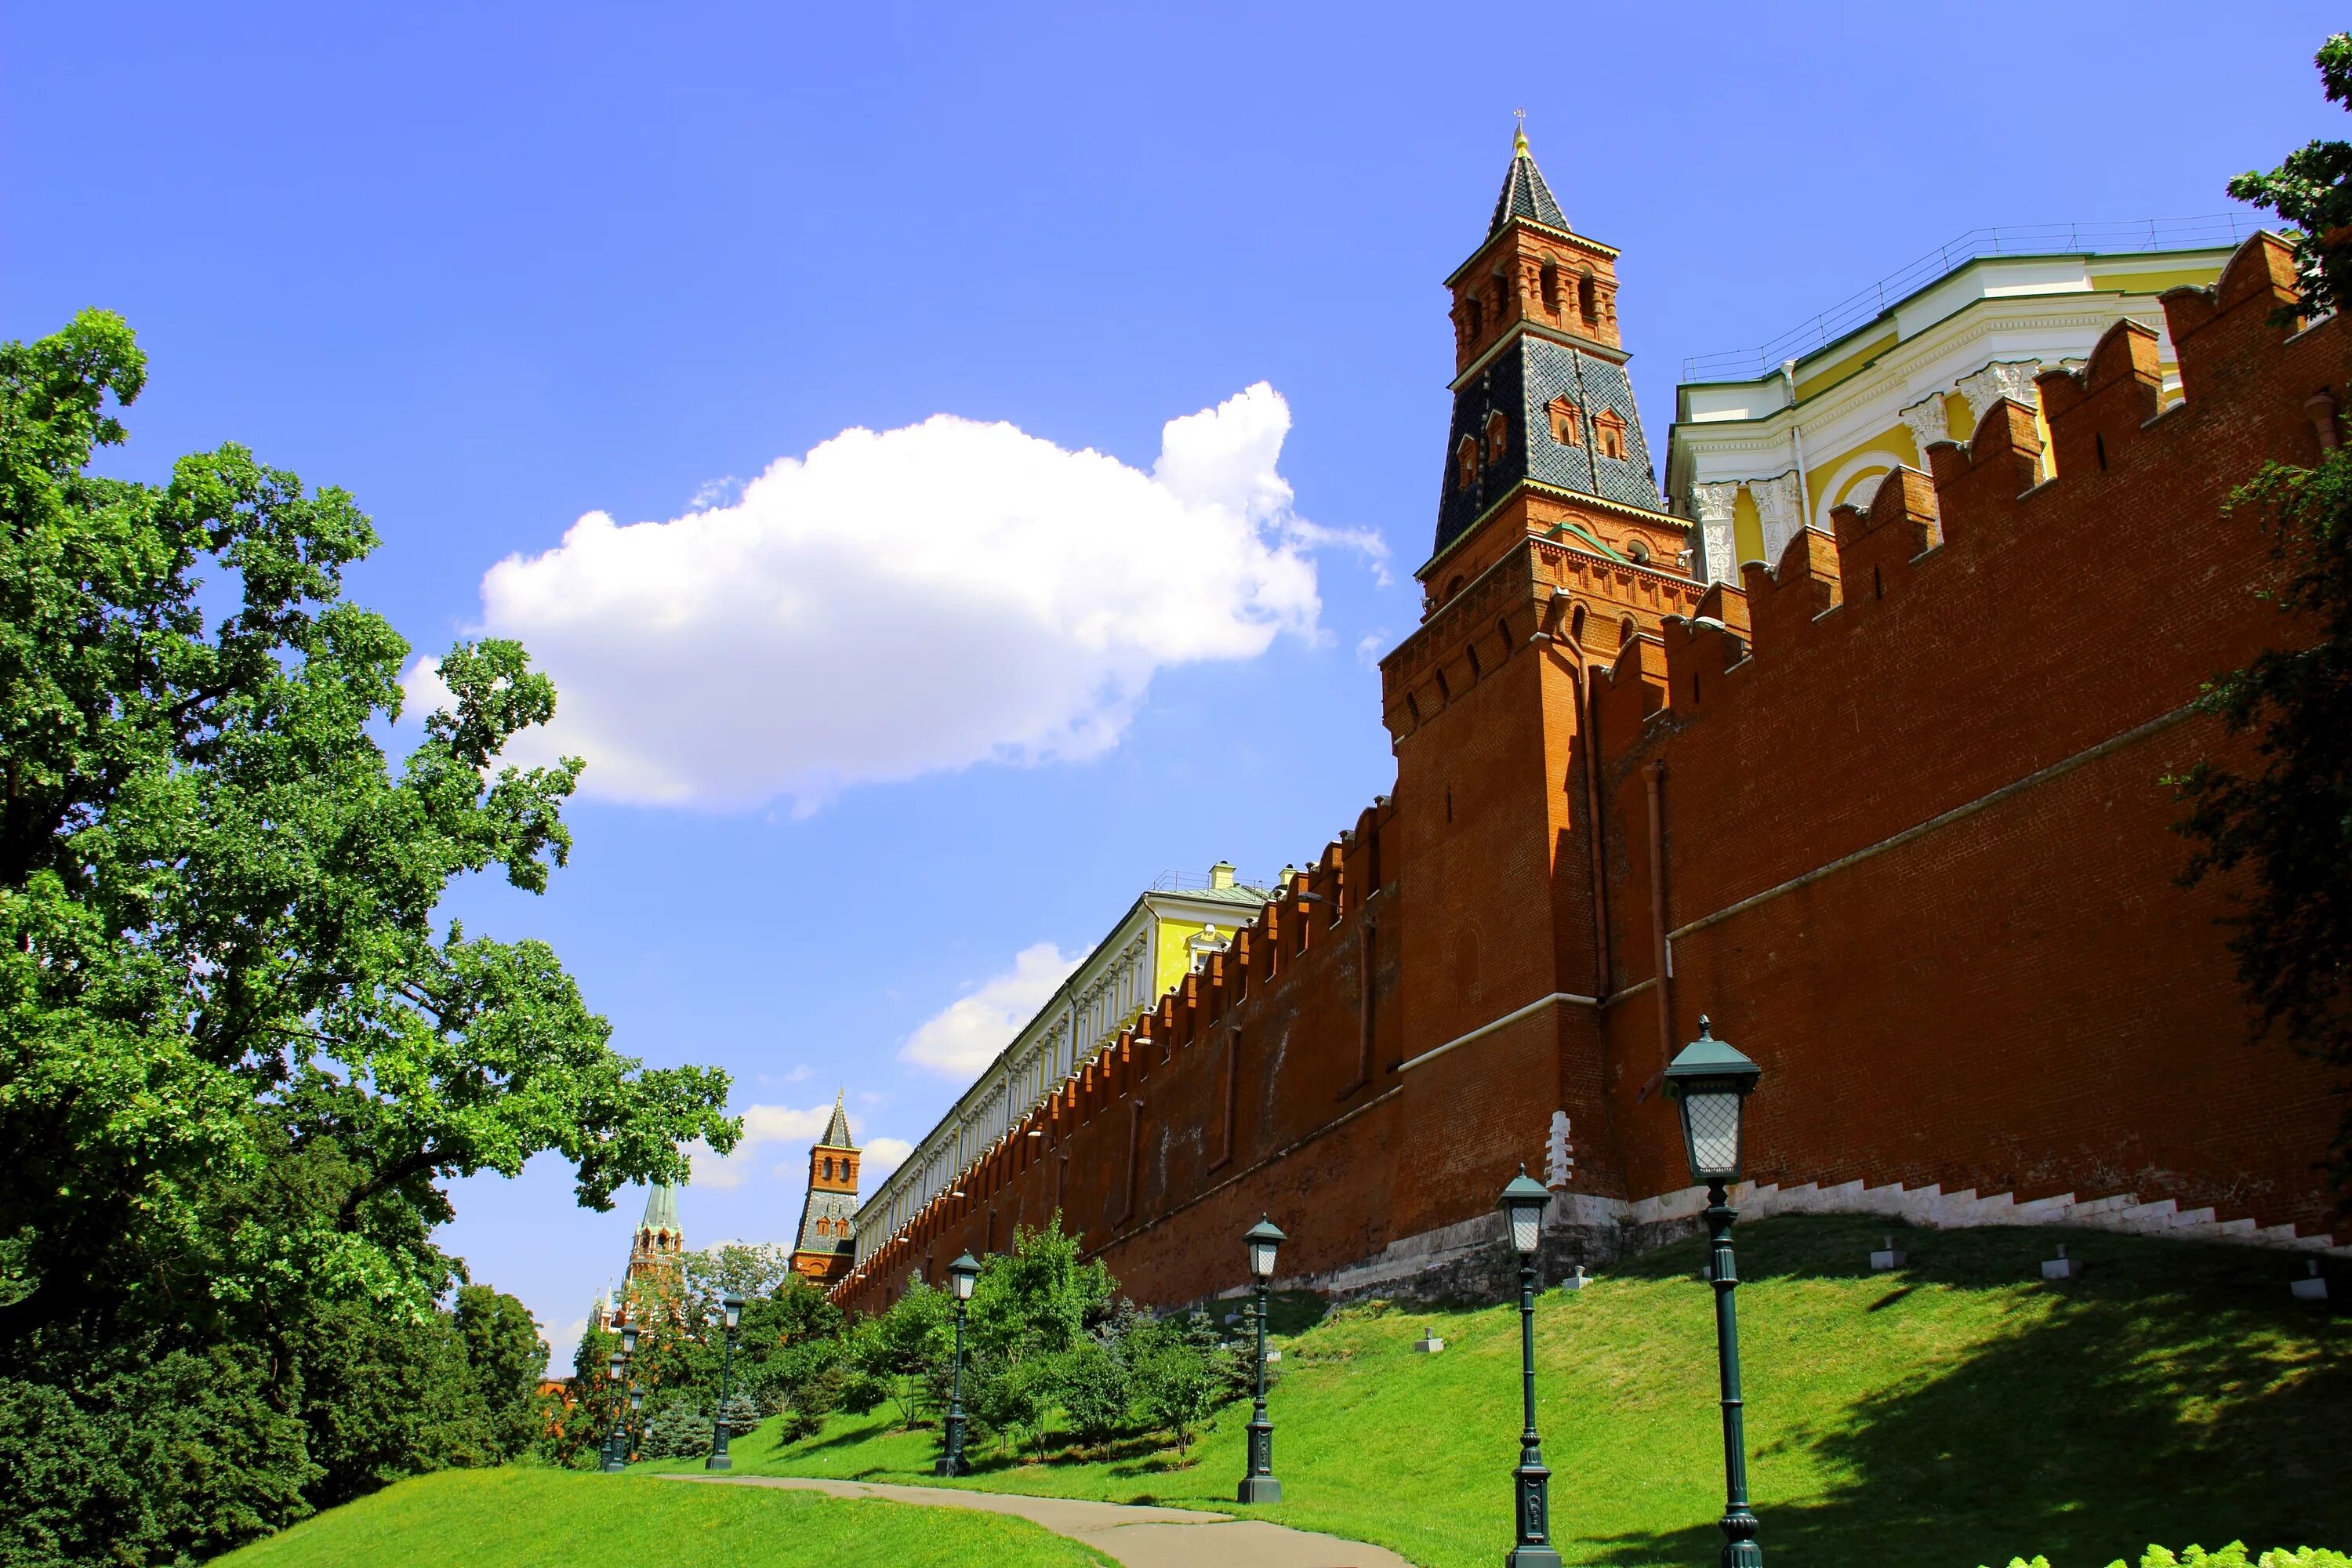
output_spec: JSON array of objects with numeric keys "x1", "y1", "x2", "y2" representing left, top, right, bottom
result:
[
  {"x1": 2229, "y1": 34, "x2": 2352, "y2": 316},
  {"x1": 2177, "y1": 38, "x2": 2352, "y2": 1203},
  {"x1": 1131, "y1": 1338, "x2": 1223, "y2": 1459},
  {"x1": 966, "y1": 1216, "x2": 1112, "y2": 1370},
  {"x1": 452, "y1": 1285, "x2": 550, "y2": 1461},
  {"x1": 0, "y1": 308, "x2": 739, "y2": 1352},
  {"x1": 844, "y1": 1283, "x2": 950, "y2": 1427},
  {"x1": 1054, "y1": 1334, "x2": 1131, "y2": 1450},
  {"x1": 0, "y1": 310, "x2": 742, "y2": 1559}
]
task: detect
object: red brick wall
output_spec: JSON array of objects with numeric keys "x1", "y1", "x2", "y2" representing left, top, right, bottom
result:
[{"x1": 833, "y1": 234, "x2": 2346, "y2": 1316}]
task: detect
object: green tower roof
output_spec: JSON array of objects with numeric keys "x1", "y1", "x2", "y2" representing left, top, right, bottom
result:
[{"x1": 639, "y1": 1181, "x2": 680, "y2": 1235}]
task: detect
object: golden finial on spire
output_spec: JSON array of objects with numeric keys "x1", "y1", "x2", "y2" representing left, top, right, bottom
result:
[{"x1": 1514, "y1": 107, "x2": 1529, "y2": 157}]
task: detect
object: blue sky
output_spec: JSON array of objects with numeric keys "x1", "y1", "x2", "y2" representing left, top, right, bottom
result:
[{"x1": 4, "y1": 1, "x2": 2337, "y2": 1366}]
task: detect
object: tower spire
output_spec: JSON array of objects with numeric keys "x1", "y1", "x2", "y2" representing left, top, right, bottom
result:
[{"x1": 1489, "y1": 122, "x2": 1567, "y2": 238}]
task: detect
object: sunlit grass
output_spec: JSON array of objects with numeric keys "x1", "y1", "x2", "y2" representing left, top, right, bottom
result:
[
  {"x1": 213, "y1": 1465, "x2": 1109, "y2": 1567},
  {"x1": 673, "y1": 1216, "x2": 2350, "y2": 1568}
]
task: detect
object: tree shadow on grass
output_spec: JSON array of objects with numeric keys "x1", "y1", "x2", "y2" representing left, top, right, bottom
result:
[{"x1": 1584, "y1": 1216, "x2": 2350, "y2": 1568}]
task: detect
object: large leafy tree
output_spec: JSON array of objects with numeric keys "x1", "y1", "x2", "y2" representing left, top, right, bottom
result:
[
  {"x1": 0, "y1": 309, "x2": 738, "y2": 1346},
  {"x1": 2177, "y1": 34, "x2": 2352, "y2": 1203},
  {"x1": 0, "y1": 310, "x2": 740, "y2": 1559}
]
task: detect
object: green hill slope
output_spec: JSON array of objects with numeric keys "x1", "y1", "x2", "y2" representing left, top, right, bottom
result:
[
  {"x1": 212, "y1": 1467, "x2": 1105, "y2": 1568},
  {"x1": 691, "y1": 1215, "x2": 2349, "y2": 1568}
]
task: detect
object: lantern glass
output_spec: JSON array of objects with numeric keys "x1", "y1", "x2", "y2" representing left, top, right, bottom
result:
[
  {"x1": 1679, "y1": 1088, "x2": 1744, "y2": 1181},
  {"x1": 606, "y1": 1353, "x2": 623, "y2": 1383},
  {"x1": 1242, "y1": 1216, "x2": 1287, "y2": 1282},
  {"x1": 948, "y1": 1253, "x2": 980, "y2": 1302},
  {"x1": 620, "y1": 1324, "x2": 639, "y2": 1356},
  {"x1": 722, "y1": 1292, "x2": 744, "y2": 1332},
  {"x1": 1507, "y1": 1200, "x2": 1543, "y2": 1255},
  {"x1": 629, "y1": 1387, "x2": 642, "y2": 1411}
]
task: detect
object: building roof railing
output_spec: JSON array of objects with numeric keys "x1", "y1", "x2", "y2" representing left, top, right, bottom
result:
[{"x1": 1679, "y1": 215, "x2": 2262, "y2": 383}]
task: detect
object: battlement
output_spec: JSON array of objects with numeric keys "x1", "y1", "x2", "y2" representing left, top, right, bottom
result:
[
  {"x1": 1607, "y1": 232, "x2": 2333, "y2": 755},
  {"x1": 836, "y1": 793, "x2": 1403, "y2": 1306}
]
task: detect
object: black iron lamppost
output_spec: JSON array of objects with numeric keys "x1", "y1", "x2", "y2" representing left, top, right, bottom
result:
[
  {"x1": 706, "y1": 1290, "x2": 746, "y2": 1472},
  {"x1": 1238, "y1": 1215, "x2": 1287, "y2": 1503},
  {"x1": 1664, "y1": 1016, "x2": 1766, "y2": 1568},
  {"x1": 935, "y1": 1253, "x2": 981, "y2": 1477},
  {"x1": 1498, "y1": 1167, "x2": 1561, "y2": 1568},
  {"x1": 601, "y1": 1321, "x2": 638, "y2": 1473}
]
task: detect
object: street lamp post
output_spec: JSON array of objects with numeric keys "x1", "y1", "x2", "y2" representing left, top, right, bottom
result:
[
  {"x1": 1664, "y1": 1016, "x2": 1766, "y2": 1568},
  {"x1": 1499, "y1": 1167, "x2": 1561, "y2": 1568},
  {"x1": 935, "y1": 1254, "x2": 981, "y2": 1477},
  {"x1": 1238, "y1": 1215, "x2": 1287, "y2": 1504},
  {"x1": 706, "y1": 1291, "x2": 745, "y2": 1472},
  {"x1": 601, "y1": 1321, "x2": 639, "y2": 1474}
]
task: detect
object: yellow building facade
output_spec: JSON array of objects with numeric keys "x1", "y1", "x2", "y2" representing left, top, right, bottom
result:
[
  {"x1": 1667, "y1": 221, "x2": 2255, "y2": 581},
  {"x1": 852, "y1": 864, "x2": 1274, "y2": 1267}
]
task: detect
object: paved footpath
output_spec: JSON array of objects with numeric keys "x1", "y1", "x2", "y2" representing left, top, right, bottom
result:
[{"x1": 659, "y1": 1473, "x2": 1416, "y2": 1568}]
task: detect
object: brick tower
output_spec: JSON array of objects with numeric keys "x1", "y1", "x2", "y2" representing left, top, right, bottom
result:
[
  {"x1": 789, "y1": 1091, "x2": 860, "y2": 1284},
  {"x1": 610, "y1": 1182, "x2": 686, "y2": 1326},
  {"x1": 1379, "y1": 127, "x2": 1701, "y2": 1236}
]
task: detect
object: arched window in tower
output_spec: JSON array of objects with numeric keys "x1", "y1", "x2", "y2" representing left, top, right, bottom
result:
[
  {"x1": 1465, "y1": 295, "x2": 1485, "y2": 339},
  {"x1": 1578, "y1": 272, "x2": 1599, "y2": 322},
  {"x1": 1624, "y1": 536, "x2": 1651, "y2": 564},
  {"x1": 1457, "y1": 435, "x2": 1479, "y2": 490},
  {"x1": 1486, "y1": 409, "x2": 1508, "y2": 463},
  {"x1": 1544, "y1": 396, "x2": 1583, "y2": 447},
  {"x1": 1618, "y1": 615, "x2": 1639, "y2": 651},
  {"x1": 1593, "y1": 408, "x2": 1627, "y2": 462},
  {"x1": 1443, "y1": 574, "x2": 1465, "y2": 603},
  {"x1": 822, "y1": 1156, "x2": 833, "y2": 1180},
  {"x1": 1540, "y1": 262, "x2": 1560, "y2": 315},
  {"x1": 1570, "y1": 603, "x2": 1588, "y2": 645}
]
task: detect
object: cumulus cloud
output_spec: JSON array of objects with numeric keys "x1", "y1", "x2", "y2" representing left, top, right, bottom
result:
[
  {"x1": 407, "y1": 383, "x2": 1377, "y2": 810},
  {"x1": 688, "y1": 1100, "x2": 840, "y2": 1190},
  {"x1": 901, "y1": 942, "x2": 1080, "y2": 1077},
  {"x1": 858, "y1": 1136, "x2": 913, "y2": 1181}
]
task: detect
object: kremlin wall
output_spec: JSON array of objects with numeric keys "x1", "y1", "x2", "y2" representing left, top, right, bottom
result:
[{"x1": 828, "y1": 143, "x2": 2347, "y2": 1317}]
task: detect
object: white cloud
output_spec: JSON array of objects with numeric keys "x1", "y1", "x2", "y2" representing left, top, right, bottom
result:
[
  {"x1": 860, "y1": 1136, "x2": 913, "y2": 1181},
  {"x1": 688, "y1": 1101, "x2": 839, "y2": 1190},
  {"x1": 407, "y1": 383, "x2": 1379, "y2": 811},
  {"x1": 901, "y1": 942, "x2": 1080, "y2": 1077}
]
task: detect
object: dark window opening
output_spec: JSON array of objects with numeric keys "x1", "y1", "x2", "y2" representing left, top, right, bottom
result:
[
  {"x1": 1578, "y1": 273, "x2": 1598, "y2": 321},
  {"x1": 1570, "y1": 604, "x2": 1588, "y2": 644}
]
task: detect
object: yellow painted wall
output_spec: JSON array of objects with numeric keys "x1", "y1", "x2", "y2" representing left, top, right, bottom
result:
[
  {"x1": 1732, "y1": 488, "x2": 1766, "y2": 565},
  {"x1": 1153, "y1": 916, "x2": 1210, "y2": 1000}
]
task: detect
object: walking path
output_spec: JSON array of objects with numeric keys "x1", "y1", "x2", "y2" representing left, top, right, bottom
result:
[{"x1": 659, "y1": 1473, "x2": 1415, "y2": 1568}]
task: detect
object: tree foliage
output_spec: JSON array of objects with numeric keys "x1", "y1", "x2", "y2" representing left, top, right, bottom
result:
[
  {"x1": 2177, "y1": 38, "x2": 2352, "y2": 1205},
  {"x1": 2229, "y1": 34, "x2": 2352, "y2": 317},
  {"x1": 0, "y1": 310, "x2": 738, "y2": 1563}
]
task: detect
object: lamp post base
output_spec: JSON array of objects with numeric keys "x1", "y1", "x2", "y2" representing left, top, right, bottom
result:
[
  {"x1": 704, "y1": 1454, "x2": 731, "y2": 1472},
  {"x1": 932, "y1": 1456, "x2": 967, "y2": 1477},
  {"x1": 1505, "y1": 1547, "x2": 1565, "y2": 1568},
  {"x1": 1238, "y1": 1474, "x2": 1283, "y2": 1504}
]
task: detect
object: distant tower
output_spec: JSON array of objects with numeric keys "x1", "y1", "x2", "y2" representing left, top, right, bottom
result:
[
  {"x1": 790, "y1": 1091, "x2": 861, "y2": 1284},
  {"x1": 621, "y1": 1182, "x2": 685, "y2": 1310}
]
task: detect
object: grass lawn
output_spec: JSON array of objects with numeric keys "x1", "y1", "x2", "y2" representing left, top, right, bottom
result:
[
  {"x1": 212, "y1": 1465, "x2": 1109, "y2": 1567},
  {"x1": 655, "y1": 1215, "x2": 2350, "y2": 1568}
]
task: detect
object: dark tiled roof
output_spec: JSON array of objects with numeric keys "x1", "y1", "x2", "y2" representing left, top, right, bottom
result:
[
  {"x1": 1430, "y1": 336, "x2": 1666, "y2": 560},
  {"x1": 1490, "y1": 129, "x2": 1567, "y2": 238},
  {"x1": 818, "y1": 1089, "x2": 855, "y2": 1150}
]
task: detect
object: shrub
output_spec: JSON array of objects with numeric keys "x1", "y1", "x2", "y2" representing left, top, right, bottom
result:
[
  {"x1": 637, "y1": 1394, "x2": 713, "y2": 1461},
  {"x1": 1055, "y1": 1337, "x2": 1131, "y2": 1448},
  {"x1": 1986, "y1": 1545, "x2": 2352, "y2": 1568},
  {"x1": 1132, "y1": 1339, "x2": 1225, "y2": 1457}
]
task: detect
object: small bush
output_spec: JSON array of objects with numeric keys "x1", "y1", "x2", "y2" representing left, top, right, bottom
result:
[{"x1": 1987, "y1": 1544, "x2": 2352, "y2": 1568}]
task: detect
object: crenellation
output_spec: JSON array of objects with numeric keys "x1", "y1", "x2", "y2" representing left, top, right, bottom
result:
[{"x1": 2036, "y1": 318, "x2": 2163, "y2": 479}]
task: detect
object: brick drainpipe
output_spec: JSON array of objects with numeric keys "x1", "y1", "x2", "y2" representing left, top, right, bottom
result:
[{"x1": 1642, "y1": 758, "x2": 1673, "y2": 1087}]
